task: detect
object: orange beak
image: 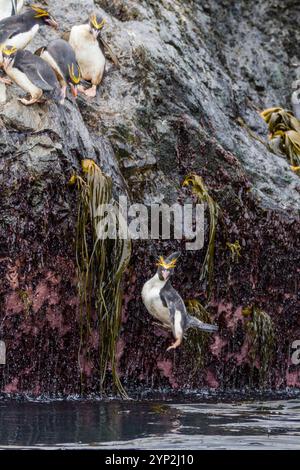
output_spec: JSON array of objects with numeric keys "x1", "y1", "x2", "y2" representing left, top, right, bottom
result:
[
  {"x1": 92, "y1": 29, "x2": 100, "y2": 40},
  {"x1": 46, "y1": 17, "x2": 58, "y2": 29},
  {"x1": 71, "y1": 84, "x2": 78, "y2": 98}
]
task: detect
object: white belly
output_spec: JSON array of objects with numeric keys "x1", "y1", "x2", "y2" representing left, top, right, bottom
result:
[
  {"x1": 69, "y1": 26, "x2": 105, "y2": 84},
  {"x1": 41, "y1": 50, "x2": 65, "y2": 84},
  {"x1": 0, "y1": 25, "x2": 39, "y2": 66},
  {"x1": 6, "y1": 66, "x2": 41, "y2": 97},
  {"x1": 0, "y1": 0, "x2": 24, "y2": 19},
  {"x1": 16, "y1": 0, "x2": 23, "y2": 13},
  {"x1": 8, "y1": 24, "x2": 39, "y2": 49},
  {"x1": 142, "y1": 280, "x2": 171, "y2": 326},
  {"x1": 0, "y1": 0, "x2": 12, "y2": 20},
  {"x1": 0, "y1": 0, "x2": 23, "y2": 20},
  {"x1": 174, "y1": 310, "x2": 183, "y2": 338}
]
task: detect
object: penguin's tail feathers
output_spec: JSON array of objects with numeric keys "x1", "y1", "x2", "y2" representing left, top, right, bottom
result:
[{"x1": 187, "y1": 315, "x2": 218, "y2": 333}]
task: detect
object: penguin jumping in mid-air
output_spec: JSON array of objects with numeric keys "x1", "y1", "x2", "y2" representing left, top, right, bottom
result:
[
  {"x1": 36, "y1": 39, "x2": 81, "y2": 102},
  {"x1": 69, "y1": 12, "x2": 106, "y2": 98},
  {"x1": 142, "y1": 252, "x2": 218, "y2": 351},
  {"x1": 0, "y1": 4, "x2": 58, "y2": 64},
  {"x1": 0, "y1": 0, "x2": 24, "y2": 21},
  {"x1": 2, "y1": 46, "x2": 62, "y2": 105}
]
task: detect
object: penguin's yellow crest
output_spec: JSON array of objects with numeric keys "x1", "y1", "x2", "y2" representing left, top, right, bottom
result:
[
  {"x1": 68, "y1": 64, "x2": 81, "y2": 85},
  {"x1": 90, "y1": 14, "x2": 106, "y2": 30},
  {"x1": 2, "y1": 46, "x2": 17, "y2": 56},
  {"x1": 30, "y1": 5, "x2": 50, "y2": 18},
  {"x1": 156, "y1": 256, "x2": 178, "y2": 270}
]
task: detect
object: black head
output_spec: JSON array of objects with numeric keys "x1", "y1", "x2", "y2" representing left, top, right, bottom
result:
[
  {"x1": 89, "y1": 12, "x2": 106, "y2": 39},
  {"x1": 156, "y1": 252, "x2": 181, "y2": 282},
  {"x1": 67, "y1": 62, "x2": 81, "y2": 97},
  {"x1": 29, "y1": 4, "x2": 58, "y2": 29}
]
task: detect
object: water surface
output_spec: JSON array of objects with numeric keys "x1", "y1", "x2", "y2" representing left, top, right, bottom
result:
[{"x1": 0, "y1": 399, "x2": 299, "y2": 449}]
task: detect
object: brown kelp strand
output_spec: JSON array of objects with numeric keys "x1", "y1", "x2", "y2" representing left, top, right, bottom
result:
[
  {"x1": 260, "y1": 107, "x2": 300, "y2": 168},
  {"x1": 183, "y1": 174, "x2": 219, "y2": 297},
  {"x1": 243, "y1": 306, "x2": 275, "y2": 384},
  {"x1": 70, "y1": 160, "x2": 131, "y2": 397}
]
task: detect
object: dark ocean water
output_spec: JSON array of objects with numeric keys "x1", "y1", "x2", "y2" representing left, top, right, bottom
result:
[{"x1": 0, "y1": 398, "x2": 300, "y2": 449}]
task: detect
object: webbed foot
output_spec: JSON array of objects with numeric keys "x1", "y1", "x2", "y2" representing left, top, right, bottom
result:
[
  {"x1": 19, "y1": 97, "x2": 37, "y2": 106},
  {"x1": 0, "y1": 77, "x2": 12, "y2": 85},
  {"x1": 166, "y1": 338, "x2": 182, "y2": 351},
  {"x1": 18, "y1": 95, "x2": 45, "y2": 106},
  {"x1": 78, "y1": 84, "x2": 97, "y2": 98}
]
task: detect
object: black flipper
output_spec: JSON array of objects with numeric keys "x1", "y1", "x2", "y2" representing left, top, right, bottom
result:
[
  {"x1": 0, "y1": 11, "x2": 36, "y2": 44},
  {"x1": 160, "y1": 290, "x2": 176, "y2": 326},
  {"x1": 187, "y1": 315, "x2": 218, "y2": 333},
  {"x1": 14, "y1": 50, "x2": 62, "y2": 102},
  {"x1": 160, "y1": 284, "x2": 188, "y2": 335},
  {"x1": 99, "y1": 37, "x2": 120, "y2": 68}
]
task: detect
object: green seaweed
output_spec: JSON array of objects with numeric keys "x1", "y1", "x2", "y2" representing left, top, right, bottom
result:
[
  {"x1": 183, "y1": 174, "x2": 219, "y2": 297},
  {"x1": 226, "y1": 240, "x2": 241, "y2": 263},
  {"x1": 243, "y1": 306, "x2": 275, "y2": 383},
  {"x1": 17, "y1": 290, "x2": 32, "y2": 318},
  {"x1": 70, "y1": 160, "x2": 131, "y2": 397}
]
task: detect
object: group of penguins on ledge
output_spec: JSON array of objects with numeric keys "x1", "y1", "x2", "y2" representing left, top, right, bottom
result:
[
  {"x1": 0, "y1": 1, "x2": 107, "y2": 105},
  {"x1": 0, "y1": 2, "x2": 219, "y2": 351}
]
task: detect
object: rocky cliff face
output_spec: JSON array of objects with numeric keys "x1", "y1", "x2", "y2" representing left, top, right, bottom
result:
[{"x1": 0, "y1": 0, "x2": 299, "y2": 396}]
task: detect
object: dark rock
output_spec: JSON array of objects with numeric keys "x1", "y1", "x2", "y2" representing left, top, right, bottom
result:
[{"x1": 0, "y1": 0, "x2": 299, "y2": 395}]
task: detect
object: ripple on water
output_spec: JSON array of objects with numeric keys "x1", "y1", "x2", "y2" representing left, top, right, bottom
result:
[{"x1": 0, "y1": 398, "x2": 299, "y2": 449}]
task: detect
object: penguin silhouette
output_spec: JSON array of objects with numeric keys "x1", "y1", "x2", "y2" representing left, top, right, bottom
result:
[{"x1": 142, "y1": 252, "x2": 218, "y2": 351}]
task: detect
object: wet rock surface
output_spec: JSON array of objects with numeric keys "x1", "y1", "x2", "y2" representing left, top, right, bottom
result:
[{"x1": 0, "y1": 0, "x2": 299, "y2": 395}]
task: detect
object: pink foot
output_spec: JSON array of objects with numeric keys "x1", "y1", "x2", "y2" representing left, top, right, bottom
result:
[
  {"x1": 78, "y1": 84, "x2": 97, "y2": 98},
  {"x1": 0, "y1": 77, "x2": 13, "y2": 85},
  {"x1": 166, "y1": 338, "x2": 182, "y2": 352}
]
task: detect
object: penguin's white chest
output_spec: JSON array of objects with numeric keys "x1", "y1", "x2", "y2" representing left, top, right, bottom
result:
[
  {"x1": 8, "y1": 24, "x2": 39, "y2": 49},
  {"x1": 6, "y1": 66, "x2": 41, "y2": 97},
  {"x1": 41, "y1": 50, "x2": 65, "y2": 84},
  {"x1": 142, "y1": 276, "x2": 171, "y2": 326},
  {"x1": 0, "y1": 0, "x2": 12, "y2": 20},
  {"x1": 69, "y1": 25, "x2": 105, "y2": 84},
  {"x1": 0, "y1": 24, "x2": 39, "y2": 66},
  {"x1": 0, "y1": 0, "x2": 24, "y2": 19}
]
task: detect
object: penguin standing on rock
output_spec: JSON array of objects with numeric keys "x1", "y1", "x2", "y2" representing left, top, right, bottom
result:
[
  {"x1": 0, "y1": 5, "x2": 58, "y2": 84},
  {"x1": 36, "y1": 39, "x2": 81, "y2": 102},
  {"x1": 2, "y1": 46, "x2": 62, "y2": 105},
  {"x1": 69, "y1": 13, "x2": 106, "y2": 98},
  {"x1": 0, "y1": 5, "x2": 58, "y2": 61},
  {"x1": 0, "y1": 0, "x2": 24, "y2": 20},
  {"x1": 142, "y1": 252, "x2": 218, "y2": 351}
]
